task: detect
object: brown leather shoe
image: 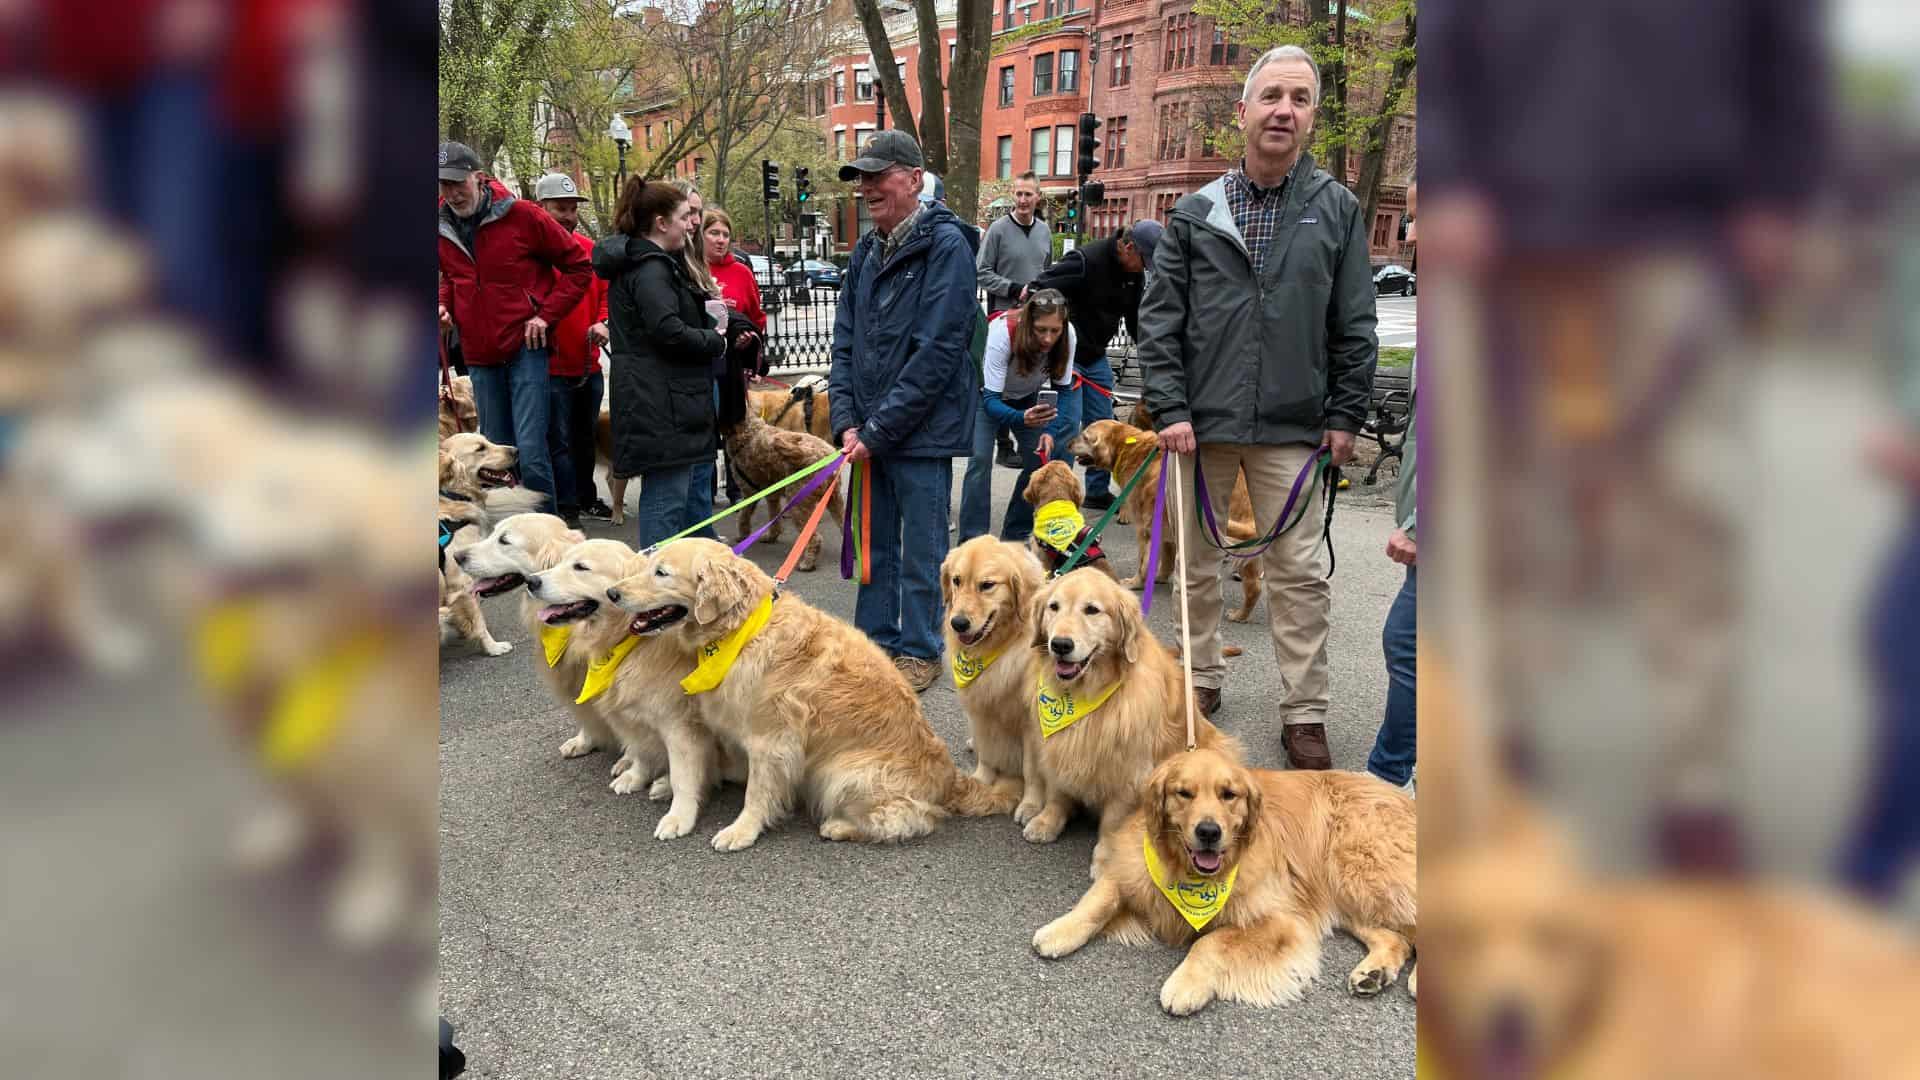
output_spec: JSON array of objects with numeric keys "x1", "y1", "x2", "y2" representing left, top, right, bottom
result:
[
  {"x1": 893, "y1": 655, "x2": 939, "y2": 693},
  {"x1": 1281, "y1": 722, "x2": 1333, "y2": 770},
  {"x1": 1193, "y1": 686, "x2": 1221, "y2": 717}
]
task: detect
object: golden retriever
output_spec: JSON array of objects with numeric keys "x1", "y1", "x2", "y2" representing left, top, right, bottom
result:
[
  {"x1": 1021, "y1": 569, "x2": 1238, "y2": 852},
  {"x1": 1066, "y1": 419, "x2": 1260, "y2": 621},
  {"x1": 1033, "y1": 746, "x2": 1417, "y2": 1017},
  {"x1": 940, "y1": 537, "x2": 1048, "y2": 818},
  {"x1": 438, "y1": 448, "x2": 547, "y2": 657},
  {"x1": 751, "y1": 379, "x2": 834, "y2": 442},
  {"x1": 723, "y1": 411, "x2": 844, "y2": 572},
  {"x1": 437, "y1": 374, "x2": 478, "y2": 440},
  {"x1": 1020, "y1": 460, "x2": 1116, "y2": 580},
  {"x1": 604, "y1": 538, "x2": 1017, "y2": 850},
  {"x1": 440, "y1": 431, "x2": 521, "y2": 490}
]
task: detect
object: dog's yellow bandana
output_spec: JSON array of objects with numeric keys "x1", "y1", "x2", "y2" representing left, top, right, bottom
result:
[
  {"x1": 1032, "y1": 499, "x2": 1085, "y2": 556},
  {"x1": 951, "y1": 647, "x2": 1004, "y2": 689},
  {"x1": 1142, "y1": 833, "x2": 1240, "y2": 931},
  {"x1": 260, "y1": 635, "x2": 385, "y2": 772},
  {"x1": 681, "y1": 593, "x2": 774, "y2": 695},
  {"x1": 195, "y1": 600, "x2": 263, "y2": 695},
  {"x1": 1036, "y1": 677, "x2": 1122, "y2": 738},
  {"x1": 539, "y1": 623, "x2": 572, "y2": 667},
  {"x1": 576, "y1": 635, "x2": 641, "y2": 704}
]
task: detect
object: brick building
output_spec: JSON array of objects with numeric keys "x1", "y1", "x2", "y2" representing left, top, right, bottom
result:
[{"x1": 980, "y1": 0, "x2": 1096, "y2": 204}]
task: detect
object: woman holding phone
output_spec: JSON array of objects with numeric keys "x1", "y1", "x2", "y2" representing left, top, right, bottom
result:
[{"x1": 958, "y1": 287, "x2": 1081, "y2": 542}]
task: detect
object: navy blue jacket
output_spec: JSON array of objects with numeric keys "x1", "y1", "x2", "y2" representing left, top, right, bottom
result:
[{"x1": 829, "y1": 204, "x2": 981, "y2": 458}]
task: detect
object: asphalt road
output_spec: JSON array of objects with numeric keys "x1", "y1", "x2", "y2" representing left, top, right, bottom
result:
[{"x1": 439, "y1": 461, "x2": 1415, "y2": 1079}]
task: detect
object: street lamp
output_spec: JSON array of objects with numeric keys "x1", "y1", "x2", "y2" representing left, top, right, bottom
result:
[{"x1": 607, "y1": 112, "x2": 632, "y2": 189}]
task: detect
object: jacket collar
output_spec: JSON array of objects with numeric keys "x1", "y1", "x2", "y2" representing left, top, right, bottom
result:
[
  {"x1": 1180, "y1": 152, "x2": 1325, "y2": 267},
  {"x1": 437, "y1": 185, "x2": 517, "y2": 261},
  {"x1": 857, "y1": 201, "x2": 969, "y2": 273}
]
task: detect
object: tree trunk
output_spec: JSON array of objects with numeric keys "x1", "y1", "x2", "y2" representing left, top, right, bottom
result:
[
  {"x1": 850, "y1": 0, "x2": 920, "y2": 143},
  {"x1": 944, "y1": 0, "x2": 994, "y2": 222},
  {"x1": 1355, "y1": 11, "x2": 1416, "y2": 236},
  {"x1": 1328, "y1": 0, "x2": 1347, "y2": 185},
  {"x1": 912, "y1": 0, "x2": 948, "y2": 173}
]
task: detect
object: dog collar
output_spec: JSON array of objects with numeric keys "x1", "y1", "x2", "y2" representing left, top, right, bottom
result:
[
  {"x1": 438, "y1": 488, "x2": 475, "y2": 503},
  {"x1": 951, "y1": 646, "x2": 1005, "y2": 689},
  {"x1": 539, "y1": 623, "x2": 571, "y2": 667},
  {"x1": 576, "y1": 634, "x2": 641, "y2": 703},
  {"x1": 1036, "y1": 675, "x2": 1121, "y2": 738},
  {"x1": 1032, "y1": 499, "x2": 1086, "y2": 556},
  {"x1": 681, "y1": 592, "x2": 774, "y2": 695},
  {"x1": 259, "y1": 634, "x2": 386, "y2": 773},
  {"x1": 1142, "y1": 833, "x2": 1240, "y2": 931}
]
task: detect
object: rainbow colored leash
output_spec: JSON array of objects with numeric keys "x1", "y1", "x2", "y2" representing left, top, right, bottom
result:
[
  {"x1": 645, "y1": 450, "x2": 843, "y2": 555},
  {"x1": 733, "y1": 452, "x2": 848, "y2": 555},
  {"x1": 1191, "y1": 446, "x2": 1342, "y2": 574},
  {"x1": 839, "y1": 458, "x2": 873, "y2": 585}
]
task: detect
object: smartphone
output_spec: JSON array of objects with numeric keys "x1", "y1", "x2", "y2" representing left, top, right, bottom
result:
[{"x1": 1037, "y1": 389, "x2": 1059, "y2": 410}]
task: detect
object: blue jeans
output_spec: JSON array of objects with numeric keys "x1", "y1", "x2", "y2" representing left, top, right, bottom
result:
[
  {"x1": 635, "y1": 458, "x2": 719, "y2": 548},
  {"x1": 1367, "y1": 566, "x2": 1417, "y2": 786},
  {"x1": 546, "y1": 375, "x2": 578, "y2": 515},
  {"x1": 959, "y1": 390, "x2": 1083, "y2": 543},
  {"x1": 1077, "y1": 354, "x2": 1117, "y2": 497},
  {"x1": 1838, "y1": 513, "x2": 1920, "y2": 902},
  {"x1": 468, "y1": 348, "x2": 556, "y2": 513},
  {"x1": 856, "y1": 457, "x2": 953, "y2": 662}
]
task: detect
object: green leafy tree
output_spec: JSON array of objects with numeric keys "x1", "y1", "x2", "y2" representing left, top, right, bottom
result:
[{"x1": 439, "y1": 0, "x2": 563, "y2": 173}]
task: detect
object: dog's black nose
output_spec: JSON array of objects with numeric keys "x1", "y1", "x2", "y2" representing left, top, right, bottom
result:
[
  {"x1": 1194, "y1": 820, "x2": 1222, "y2": 846},
  {"x1": 523, "y1": 574, "x2": 541, "y2": 592},
  {"x1": 605, "y1": 588, "x2": 622, "y2": 605},
  {"x1": 950, "y1": 614, "x2": 971, "y2": 633},
  {"x1": 1049, "y1": 636, "x2": 1075, "y2": 657}
]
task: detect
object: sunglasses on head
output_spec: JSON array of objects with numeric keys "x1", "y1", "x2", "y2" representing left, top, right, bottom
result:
[{"x1": 1027, "y1": 290, "x2": 1067, "y2": 312}]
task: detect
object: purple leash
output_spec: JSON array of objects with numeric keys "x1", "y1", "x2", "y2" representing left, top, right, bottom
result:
[
  {"x1": 1140, "y1": 456, "x2": 1170, "y2": 614},
  {"x1": 731, "y1": 456, "x2": 848, "y2": 555},
  {"x1": 1192, "y1": 448, "x2": 1328, "y2": 561}
]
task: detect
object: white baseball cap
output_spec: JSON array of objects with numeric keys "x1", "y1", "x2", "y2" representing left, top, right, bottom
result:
[{"x1": 533, "y1": 173, "x2": 586, "y2": 202}]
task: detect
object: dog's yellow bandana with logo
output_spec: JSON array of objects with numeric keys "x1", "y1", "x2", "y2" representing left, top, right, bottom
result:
[
  {"x1": 681, "y1": 593, "x2": 774, "y2": 695},
  {"x1": 1142, "y1": 833, "x2": 1240, "y2": 931},
  {"x1": 260, "y1": 635, "x2": 385, "y2": 773},
  {"x1": 576, "y1": 635, "x2": 640, "y2": 704},
  {"x1": 195, "y1": 600, "x2": 263, "y2": 695},
  {"x1": 1036, "y1": 677, "x2": 1122, "y2": 738},
  {"x1": 951, "y1": 647, "x2": 1004, "y2": 689},
  {"x1": 1032, "y1": 499, "x2": 1085, "y2": 556},
  {"x1": 539, "y1": 624, "x2": 572, "y2": 667}
]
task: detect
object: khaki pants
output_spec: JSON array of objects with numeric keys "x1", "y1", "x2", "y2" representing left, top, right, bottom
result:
[{"x1": 1172, "y1": 443, "x2": 1331, "y2": 724}]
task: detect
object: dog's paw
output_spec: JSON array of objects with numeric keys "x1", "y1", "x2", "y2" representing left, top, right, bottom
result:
[
  {"x1": 796, "y1": 557, "x2": 818, "y2": 573},
  {"x1": 329, "y1": 871, "x2": 408, "y2": 949},
  {"x1": 609, "y1": 768, "x2": 648, "y2": 796},
  {"x1": 653, "y1": 810, "x2": 697, "y2": 840},
  {"x1": 711, "y1": 821, "x2": 762, "y2": 852},
  {"x1": 1032, "y1": 917, "x2": 1090, "y2": 959},
  {"x1": 818, "y1": 818, "x2": 860, "y2": 842},
  {"x1": 1120, "y1": 575, "x2": 1145, "y2": 591},
  {"x1": 1225, "y1": 609, "x2": 1252, "y2": 624},
  {"x1": 647, "y1": 775, "x2": 673, "y2": 801},
  {"x1": 1023, "y1": 813, "x2": 1068, "y2": 844},
  {"x1": 1013, "y1": 799, "x2": 1045, "y2": 827},
  {"x1": 559, "y1": 733, "x2": 601, "y2": 759},
  {"x1": 483, "y1": 638, "x2": 514, "y2": 656},
  {"x1": 1348, "y1": 964, "x2": 1395, "y2": 997},
  {"x1": 609, "y1": 753, "x2": 634, "y2": 777},
  {"x1": 1407, "y1": 964, "x2": 1418, "y2": 999},
  {"x1": 1159, "y1": 964, "x2": 1217, "y2": 1017},
  {"x1": 229, "y1": 804, "x2": 309, "y2": 873}
]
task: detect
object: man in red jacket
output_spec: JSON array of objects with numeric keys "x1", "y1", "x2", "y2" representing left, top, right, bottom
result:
[
  {"x1": 533, "y1": 172, "x2": 614, "y2": 524},
  {"x1": 437, "y1": 141, "x2": 591, "y2": 512}
]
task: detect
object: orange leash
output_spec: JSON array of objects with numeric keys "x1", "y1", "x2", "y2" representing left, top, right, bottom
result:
[{"x1": 773, "y1": 473, "x2": 840, "y2": 586}]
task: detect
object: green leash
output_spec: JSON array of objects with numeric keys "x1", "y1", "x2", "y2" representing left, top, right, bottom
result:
[
  {"x1": 1052, "y1": 447, "x2": 1162, "y2": 578},
  {"x1": 643, "y1": 451, "x2": 842, "y2": 555}
]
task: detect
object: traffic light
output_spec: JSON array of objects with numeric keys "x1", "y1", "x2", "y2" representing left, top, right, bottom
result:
[
  {"x1": 1080, "y1": 179, "x2": 1105, "y2": 206},
  {"x1": 1076, "y1": 113, "x2": 1101, "y2": 178},
  {"x1": 761, "y1": 159, "x2": 780, "y2": 202},
  {"x1": 1064, "y1": 190, "x2": 1080, "y2": 224},
  {"x1": 795, "y1": 167, "x2": 811, "y2": 203}
]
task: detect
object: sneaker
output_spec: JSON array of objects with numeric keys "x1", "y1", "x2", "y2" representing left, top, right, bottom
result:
[
  {"x1": 893, "y1": 655, "x2": 940, "y2": 693},
  {"x1": 1193, "y1": 685, "x2": 1221, "y2": 717},
  {"x1": 583, "y1": 499, "x2": 615, "y2": 520},
  {"x1": 995, "y1": 438, "x2": 1022, "y2": 469},
  {"x1": 1083, "y1": 489, "x2": 1117, "y2": 511},
  {"x1": 1281, "y1": 722, "x2": 1333, "y2": 770},
  {"x1": 562, "y1": 512, "x2": 583, "y2": 530}
]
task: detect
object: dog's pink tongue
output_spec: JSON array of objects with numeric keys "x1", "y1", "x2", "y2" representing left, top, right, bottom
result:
[
  {"x1": 537, "y1": 603, "x2": 571, "y2": 622},
  {"x1": 1192, "y1": 850, "x2": 1223, "y2": 873}
]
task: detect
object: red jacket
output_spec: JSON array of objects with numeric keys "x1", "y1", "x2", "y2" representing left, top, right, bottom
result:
[
  {"x1": 547, "y1": 231, "x2": 608, "y2": 377},
  {"x1": 437, "y1": 179, "x2": 592, "y2": 366},
  {"x1": 706, "y1": 253, "x2": 767, "y2": 335}
]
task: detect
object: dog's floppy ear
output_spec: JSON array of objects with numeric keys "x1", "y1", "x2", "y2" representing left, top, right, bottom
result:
[
  {"x1": 1061, "y1": 466, "x2": 1084, "y2": 506},
  {"x1": 1115, "y1": 590, "x2": 1144, "y2": 664},
  {"x1": 1003, "y1": 547, "x2": 1033, "y2": 623},
  {"x1": 938, "y1": 547, "x2": 957, "y2": 611},
  {"x1": 1029, "y1": 576, "x2": 1056, "y2": 649},
  {"x1": 1145, "y1": 757, "x2": 1177, "y2": 839},
  {"x1": 692, "y1": 551, "x2": 754, "y2": 625},
  {"x1": 1235, "y1": 763, "x2": 1264, "y2": 844}
]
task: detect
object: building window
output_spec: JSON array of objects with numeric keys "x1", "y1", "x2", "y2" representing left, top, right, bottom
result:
[
  {"x1": 1030, "y1": 127, "x2": 1052, "y2": 176},
  {"x1": 1164, "y1": 14, "x2": 1196, "y2": 70},
  {"x1": 1110, "y1": 34, "x2": 1133, "y2": 86},
  {"x1": 999, "y1": 65, "x2": 1015, "y2": 107},
  {"x1": 1105, "y1": 115, "x2": 1127, "y2": 168},
  {"x1": 1155, "y1": 192, "x2": 1177, "y2": 222},
  {"x1": 855, "y1": 66, "x2": 873, "y2": 101},
  {"x1": 1032, "y1": 53, "x2": 1053, "y2": 96},
  {"x1": 1373, "y1": 213, "x2": 1394, "y2": 251},
  {"x1": 814, "y1": 82, "x2": 827, "y2": 115},
  {"x1": 897, "y1": 58, "x2": 908, "y2": 85},
  {"x1": 1156, "y1": 103, "x2": 1185, "y2": 161},
  {"x1": 664, "y1": 118, "x2": 674, "y2": 141},
  {"x1": 1002, "y1": 0, "x2": 1013, "y2": 31},
  {"x1": 1054, "y1": 123, "x2": 1074, "y2": 177},
  {"x1": 1044, "y1": 0, "x2": 1057, "y2": 16},
  {"x1": 644, "y1": 124, "x2": 654, "y2": 150},
  {"x1": 997, "y1": 135, "x2": 1013, "y2": 179},
  {"x1": 950, "y1": 41, "x2": 957, "y2": 67},
  {"x1": 1058, "y1": 49, "x2": 1079, "y2": 93},
  {"x1": 1209, "y1": 27, "x2": 1241, "y2": 67},
  {"x1": 833, "y1": 70, "x2": 845, "y2": 105}
]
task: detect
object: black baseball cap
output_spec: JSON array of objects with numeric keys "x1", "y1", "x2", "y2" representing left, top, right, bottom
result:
[
  {"x1": 838, "y1": 130, "x2": 924, "y2": 181},
  {"x1": 439, "y1": 141, "x2": 483, "y2": 181}
]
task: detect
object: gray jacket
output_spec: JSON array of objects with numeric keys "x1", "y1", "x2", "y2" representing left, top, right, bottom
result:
[
  {"x1": 1138, "y1": 153, "x2": 1376, "y2": 446},
  {"x1": 976, "y1": 213, "x2": 1052, "y2": 312}
]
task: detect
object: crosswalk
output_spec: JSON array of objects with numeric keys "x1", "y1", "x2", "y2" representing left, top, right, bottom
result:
[{"x1": 1376, "y1": 295, "x2": 1417, "y2": 348}]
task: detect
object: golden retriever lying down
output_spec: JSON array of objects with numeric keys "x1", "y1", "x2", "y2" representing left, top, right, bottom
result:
[
  {"x1": 523, "y1": 538, "x2": 743, "y2": 821},
  {"x1": 940, "y1": 537, "x2": 1048, "y2": 818},
  {"x1": 1066, "y1": 419, "x2": 1260, "y2": 622},
  {"x1": 723, "y1": 411, "x2": 843, "y2": 573},
  {"x1": 605, "y1": 538, "x2": 1018, "y2": 850},
  {"x1": 1033, "y1": 746, "x2": 1417, "y2": 1017},
  {"x1": 1022, "y1": 569, "x2": 1239, "y2": 852},
  {"x1": 455, "y1": 514, "x2": 663, "y2": 781}
]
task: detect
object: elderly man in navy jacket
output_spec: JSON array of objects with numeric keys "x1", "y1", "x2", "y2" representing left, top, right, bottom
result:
[{"x1": 829, "y1": 132, "x2": 981, "y2": 693}]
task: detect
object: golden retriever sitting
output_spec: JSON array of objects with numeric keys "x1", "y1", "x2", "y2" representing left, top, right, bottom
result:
[
  {"x1": 437, "y1": 374, "x2": 479, "y2": 439},
  {"x1": 1066, "y1": 420, "x2": 1260, "y2": 622},
  {"x1": 604, "y1": 538, "x2": 1017, "y2": 851},
  {"x1": 438, "y1": 446, "x2": 548, "y2": 657},
  {"x1": 440, "y1": 431, "x2": 521, "y2": 490},
  {"x1": 1022, "y1": 569, "x2": 1238, "y2": 850},
  {"x1": 1020, "y1": 461, "x2": 1116, "y2": 580},
  {"x1": 723, "y1": 411, "x2": 844, "y2": 572},
  {"x1": 940, "y1": 537, "x2": 1047, "y2": 818},
  {"x1": 1033, "y1": 747, "x2": 1417, "y2": 1017}
]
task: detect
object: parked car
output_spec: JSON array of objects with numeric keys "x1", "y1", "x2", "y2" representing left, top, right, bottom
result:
[
  {"x1": 743, "y1": 253, "x2": 782, "y2": 314},
  {"x1": 1373, "y1": 264, "x2": 1416, "y2": 296},
  {"x1": 790, "y1": 259, "x2": 842, "y2": 290}
]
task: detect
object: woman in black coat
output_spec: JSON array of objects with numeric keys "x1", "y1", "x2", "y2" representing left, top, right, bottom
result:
[{"x1": 592, "y1": 179, "x2": 728, "y2": 548}]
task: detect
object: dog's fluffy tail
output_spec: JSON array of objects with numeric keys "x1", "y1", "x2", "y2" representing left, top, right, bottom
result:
[
  {"x1": 944, "y1": 769, "x2": 1020, "y2": 817},
  {"x1": 481, "y1": 486, "x2": 547, "y2": 520}
]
